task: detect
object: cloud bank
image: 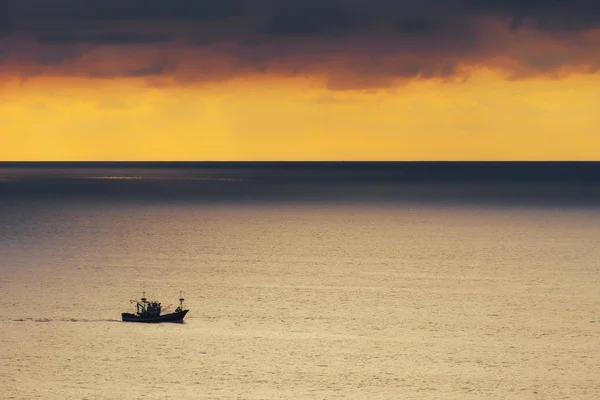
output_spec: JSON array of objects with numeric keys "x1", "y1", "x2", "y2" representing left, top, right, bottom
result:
[{"x1": 2, "y1": 0, "x2": 600, "y2": 89}]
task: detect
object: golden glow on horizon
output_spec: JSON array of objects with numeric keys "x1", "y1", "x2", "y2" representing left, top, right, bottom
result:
[{"x1": 1, "y1": 69, "x2": 599, "y2": 161}]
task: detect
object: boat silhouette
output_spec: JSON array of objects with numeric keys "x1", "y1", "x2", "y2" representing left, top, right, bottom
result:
[{"x1": 122, "y1": 291, "x2": 188, "y2": 323}]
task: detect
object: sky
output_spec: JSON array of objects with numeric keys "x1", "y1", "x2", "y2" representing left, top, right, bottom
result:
[{"x1": 1, "y1": 0, "x2": 600, "y2": 161}]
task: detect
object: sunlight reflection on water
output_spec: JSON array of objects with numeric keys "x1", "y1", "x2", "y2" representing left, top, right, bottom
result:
[{"x1": 0, "y1": 197, "x2": 599, "y2": 399}]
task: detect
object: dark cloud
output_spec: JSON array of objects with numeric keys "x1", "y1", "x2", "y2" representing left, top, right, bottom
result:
[
  {"x1": 470, "y1": 0, "x2": 600, "y2": 31},
  {"x1": 10, "y1": 0, "x2": 243, "y2": 24},
  {"x1": 84, "y1": 1, "x2": 242, "y2": 22},
  {"x1": 0, "y1": 1, "x2": 12, "y2": 31},
  {"x1": 259, "y1": 1, "x2": 371, "y2": 36},
  {"x1": 122, "y1": 61, "x2": 170, "y2": 77},
  {"x1": 395, "y1": 18, "x2": 441, "y2": 35},
  {"x1": 3, "y1": 1, "x2": 600, "y2": 35},
  {"x1": 36, "y1": 32, "x2": 172, "y2": 45},
  {"x1": 2, "y1": 1, "x2": 600, "y2": 89},
  {"x1": 35, "y1": 47, "x2": 82, "y2": 65}
]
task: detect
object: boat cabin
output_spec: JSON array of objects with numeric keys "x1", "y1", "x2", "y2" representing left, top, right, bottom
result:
[{"x1": 135, "y1": 296, "x2": 162, "y2": 317}]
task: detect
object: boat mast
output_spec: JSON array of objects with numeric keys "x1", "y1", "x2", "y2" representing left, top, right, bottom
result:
[
  {"x1": 139, "y1": 292, "x2": 148, "y2": 314},
  {"x1": 179, "y1": 290, "x2": 185, "y2": 311}
]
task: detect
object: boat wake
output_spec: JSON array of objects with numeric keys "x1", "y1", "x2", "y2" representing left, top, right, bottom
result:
[{"x1": 9, "y1": 317, "x2": 121, "y2": 323}]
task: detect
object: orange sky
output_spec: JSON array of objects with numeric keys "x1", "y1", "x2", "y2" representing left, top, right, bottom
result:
[
  {"x1": 2, "y1": 68, "x2": 599, "y2": 161},
  {"x1": 2, "y1": 7, "x2": 600, "y2": 161}
]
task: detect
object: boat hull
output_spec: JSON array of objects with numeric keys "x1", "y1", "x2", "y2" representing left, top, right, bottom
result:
[{"x1": 122, "y1": 310, "x2": 188, "y2": 323}]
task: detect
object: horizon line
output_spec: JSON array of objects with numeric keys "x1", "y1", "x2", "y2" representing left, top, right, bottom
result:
[{"x1": 1, "y1": 161, "x2": 600, "y2": 165}]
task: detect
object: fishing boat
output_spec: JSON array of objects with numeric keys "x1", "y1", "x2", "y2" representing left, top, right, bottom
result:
[{"x1": 122, "y1": 291, "x2": 188, "y2": 323}]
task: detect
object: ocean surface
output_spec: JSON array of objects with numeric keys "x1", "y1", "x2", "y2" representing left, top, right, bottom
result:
[{"x1": 1, "y1": 163, "x2": 599, "y2": 399}]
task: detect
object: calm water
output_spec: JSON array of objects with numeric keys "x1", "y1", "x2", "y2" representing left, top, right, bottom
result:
[{"x1": 1, "y1": 165, "x2": 599, "y2": 399}]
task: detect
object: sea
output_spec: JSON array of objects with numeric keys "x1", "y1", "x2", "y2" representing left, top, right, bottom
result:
[{"x1": 0, "y1": 162, "x2": 598, "y2": 399}]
